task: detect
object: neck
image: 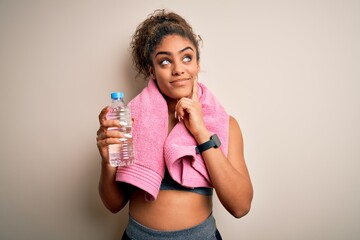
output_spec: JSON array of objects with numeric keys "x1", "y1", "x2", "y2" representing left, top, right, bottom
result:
[
  {"x1": 164, "y1": 95, "x2": 177, "y2": 114},
  {"x1": 164, "y1": 96, "x2": 178, "y2": 133}
]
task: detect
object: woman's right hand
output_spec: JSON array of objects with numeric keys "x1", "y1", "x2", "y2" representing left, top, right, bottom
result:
[{"x1": 96, "y1": 106, "x2": 124, "y2": 165}]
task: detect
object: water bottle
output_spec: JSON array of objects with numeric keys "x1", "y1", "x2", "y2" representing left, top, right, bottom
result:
[{"x1": 107, "y1": 92, "x2": 135, "y2": 167}]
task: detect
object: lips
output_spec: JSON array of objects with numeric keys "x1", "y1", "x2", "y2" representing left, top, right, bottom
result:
[{"x1": 170, "y1": 78, "x2": 190, "y2": 84}]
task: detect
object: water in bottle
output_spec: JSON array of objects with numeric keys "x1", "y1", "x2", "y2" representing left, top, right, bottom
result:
[{"x1": 107, "y1": 92, "x2": 135, "y2": 167}]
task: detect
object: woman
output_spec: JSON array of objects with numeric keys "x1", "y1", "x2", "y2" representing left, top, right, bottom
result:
[{"x1": 96, "y1": 9, "x2": 253, "y2": 240}]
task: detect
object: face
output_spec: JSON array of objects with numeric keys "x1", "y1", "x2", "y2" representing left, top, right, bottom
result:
[{"x1": 149, "y1": 35, "x2": 200, "y2": 100}]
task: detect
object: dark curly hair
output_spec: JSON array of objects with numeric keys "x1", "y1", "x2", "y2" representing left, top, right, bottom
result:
[{"x1": 130, "y1": 9, "x2": 201, "y2": 80}]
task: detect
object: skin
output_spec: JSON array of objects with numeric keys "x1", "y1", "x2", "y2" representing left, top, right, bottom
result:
[{"x1": 96, "y1": 35, "x2": 253, "y2": 231}]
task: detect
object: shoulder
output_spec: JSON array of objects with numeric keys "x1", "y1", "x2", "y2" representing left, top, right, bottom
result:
[
  {"x1": 228, "y1": 115, "x2": 244, "y2": 144},
  {"x1": 229, "y1": 115, "x2": 241, "y2": 132}
]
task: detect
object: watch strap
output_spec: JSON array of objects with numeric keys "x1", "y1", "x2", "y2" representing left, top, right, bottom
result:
[{"x1": 195, "y1": 134, "x2": 221, "y2": 154}]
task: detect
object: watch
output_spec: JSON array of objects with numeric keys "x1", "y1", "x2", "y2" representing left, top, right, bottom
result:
[{"x1": 195, "y1": 134, "x2": 221, "y2": 154}]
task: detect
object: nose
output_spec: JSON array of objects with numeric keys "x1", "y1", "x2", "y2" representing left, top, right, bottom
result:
[{"x1": 172, "y1": 60, "x2": 185, "y2": 75}]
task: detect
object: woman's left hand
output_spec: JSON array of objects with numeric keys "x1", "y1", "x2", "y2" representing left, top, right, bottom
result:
[{"x1": 175, "y1": 78, "x2": 209, "y2": 139}]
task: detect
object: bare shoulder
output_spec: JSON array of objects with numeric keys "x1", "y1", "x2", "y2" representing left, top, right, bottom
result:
[
  {"x1": 228, "y1": 115, "x2": 243, "y2": 142},
  {"x1": 229, "y1": 115, "x2": 239, "y2": 128}
]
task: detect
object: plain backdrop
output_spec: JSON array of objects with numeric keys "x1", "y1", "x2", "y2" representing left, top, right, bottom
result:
[{"x1": 0, "y1": 0, "x2": 359, "y2": 239}]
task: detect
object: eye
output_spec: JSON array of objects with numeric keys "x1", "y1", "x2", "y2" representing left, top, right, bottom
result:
[
  {"x1": 160, "y1": 59, "x2": 171, "y2": 65},
  {"x1": 183, "y1": 56, "x2": 192, "y2": 62}
]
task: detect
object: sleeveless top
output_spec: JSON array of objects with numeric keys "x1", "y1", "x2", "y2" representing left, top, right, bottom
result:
[{"x1": 160, "y1": 169, "x2": 213, "y2": 196}]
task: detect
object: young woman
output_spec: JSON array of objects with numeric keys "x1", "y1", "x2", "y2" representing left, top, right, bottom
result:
[{"x1": 96, "y1": 10, "x2": 253, "y2": 240}]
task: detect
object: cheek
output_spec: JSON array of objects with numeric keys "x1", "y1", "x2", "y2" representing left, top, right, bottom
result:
[
  {"x1": 154, "y1": 67, "x2": 170, "y2": 79},
  {"x1": 189, "y1": 64, "x2": 200, "y2": 76},
  {"x1": 156, "y1": 81, "x2": 167, "y2": 92},
  {"x1": 154, "y1": 77, "x2": 170, "y2": 94}
]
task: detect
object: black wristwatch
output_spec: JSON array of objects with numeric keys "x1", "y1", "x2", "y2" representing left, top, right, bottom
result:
[{"x1": 195, "y1": 134, "x2": 221, "y2": 154}]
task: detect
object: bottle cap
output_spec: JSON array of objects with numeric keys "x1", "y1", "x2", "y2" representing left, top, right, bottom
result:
[{"x1": 111, "y1": 92, "x2": 124, "y2": 100}]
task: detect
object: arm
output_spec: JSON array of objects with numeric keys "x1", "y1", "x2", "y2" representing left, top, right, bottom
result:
[
  {"x1": 196, "y1": 116, "x2": 253, "y2": 218},
  {"x1": 97, "y1": 107, "x2": 129, "y2": 213},
  {"x1": 175, "y1": 80, "x2": 253, "y2": 218},
  {"x1": 98, "y1": 163, "x2": 129, "y2": 214}
]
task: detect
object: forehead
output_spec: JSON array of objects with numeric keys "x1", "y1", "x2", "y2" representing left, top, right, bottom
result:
[{"x1": 154, "y1": 35, "x2": 195, "y2": 53}]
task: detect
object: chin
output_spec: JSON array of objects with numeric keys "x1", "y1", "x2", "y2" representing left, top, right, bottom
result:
[{"x1": 173, "y1": 90, "x2": 192, "y2": 99}]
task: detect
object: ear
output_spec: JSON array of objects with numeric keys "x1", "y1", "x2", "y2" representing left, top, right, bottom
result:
[{"x1": 148, "y1": 65, "x2": 156, "y2": 80}]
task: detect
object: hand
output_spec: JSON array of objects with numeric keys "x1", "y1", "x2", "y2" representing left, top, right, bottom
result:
[
  {"x1": 96, "y1": 106, "x2": 125, "y2": 165},
  {"x1": 175, "y1": 78, "x2": 209, "y2": 140}
]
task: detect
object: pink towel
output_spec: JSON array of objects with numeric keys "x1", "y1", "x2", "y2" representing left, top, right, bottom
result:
[{"x1": 116, "y1": 79, "x2": 229, "y2": 200}]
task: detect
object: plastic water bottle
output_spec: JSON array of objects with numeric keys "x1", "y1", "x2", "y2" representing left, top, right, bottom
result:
[{"x1": 107, "y1": 92, "x2": 135, "y2": 167}]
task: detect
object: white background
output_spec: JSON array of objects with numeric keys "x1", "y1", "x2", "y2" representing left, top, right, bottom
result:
[{"x1": 0, "y1": 0, "x2": 359, "y2": 239}]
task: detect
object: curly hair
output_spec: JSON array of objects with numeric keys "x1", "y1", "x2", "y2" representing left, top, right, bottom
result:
[{"x1": 130, "y1": 9, "x2": 201, "y2": 80}]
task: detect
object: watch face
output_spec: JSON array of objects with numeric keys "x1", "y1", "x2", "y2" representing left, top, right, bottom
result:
[{"x1": 212, "y1": 134, "x2": 221, "y2": 147}]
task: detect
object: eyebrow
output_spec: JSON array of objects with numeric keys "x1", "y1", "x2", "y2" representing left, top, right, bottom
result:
[{"x1": 155, "y1": 46, "x2": 194, "y2": 57}]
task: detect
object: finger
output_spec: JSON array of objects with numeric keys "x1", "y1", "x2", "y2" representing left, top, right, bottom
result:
[
  {"x1": 175, "y1": 98, "x2": 193, "y2": 120},
  {"x1": 101, "y1": 119, "x2": 121, "y2": 128},
  {"x1": 97, "y1": 138, "x2": 123, "y2": 148},
  {"x1": 97, "y1": 129, "x2": 124, "y2": 141},
  {"x1": 96, "y1": 129, "x2": 125, "y2": 146},
  {"x1": 191, "y1": 77, "x2": 199, "y2": 101},
  {"x1": 175, "y1": 98, "x2": 185, "y2": 119},
  {"x1": 98, "y1": 106, "x2": 110, "y2": 125},
  {"x1": 96, "y1": 127, "x2": 105, "y2": 137}
]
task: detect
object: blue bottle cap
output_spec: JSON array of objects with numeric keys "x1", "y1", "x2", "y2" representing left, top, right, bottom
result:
[{"x1": 111, "y1": 92, "x2": 124, "y2": 100}]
